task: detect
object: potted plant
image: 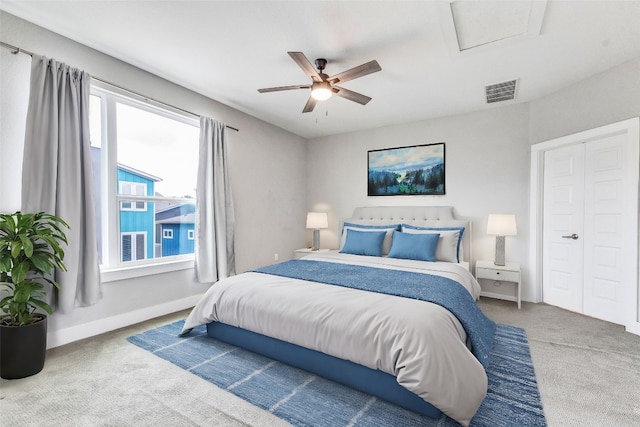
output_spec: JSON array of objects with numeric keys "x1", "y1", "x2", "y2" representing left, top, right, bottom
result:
[{"x1": 0, "y1": 211, "x2": 69, "y2": 379}]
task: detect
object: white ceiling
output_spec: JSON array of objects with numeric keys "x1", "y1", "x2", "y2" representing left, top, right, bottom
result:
[{"x1": 2, "y1": 1, "x2": 640, "y2": 139}]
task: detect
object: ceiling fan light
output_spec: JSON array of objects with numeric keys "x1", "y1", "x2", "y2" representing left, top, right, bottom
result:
[{"x1": 311, "y1": 82, "x2": 332, "y2": 101}]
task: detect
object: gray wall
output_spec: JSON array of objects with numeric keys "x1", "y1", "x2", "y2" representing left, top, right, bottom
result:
[
  {"x1": 0, "y1": 11, "x2": 308, "y2": 342},
  {"x1": 306, "y1": 104, "x2": 533, "y2": 298},
  {"x1": 529, "y1": 57, "x2": 640, "y2": 143}
]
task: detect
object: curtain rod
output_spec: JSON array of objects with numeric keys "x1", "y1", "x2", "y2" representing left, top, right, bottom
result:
[{"x1": 0, "y1": 41, "x2": 239, "y2": 132}]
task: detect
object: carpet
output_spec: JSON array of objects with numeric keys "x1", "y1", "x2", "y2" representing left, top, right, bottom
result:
[{"x1": 127, "y1": 321, "x2": 546, "y2": 427}]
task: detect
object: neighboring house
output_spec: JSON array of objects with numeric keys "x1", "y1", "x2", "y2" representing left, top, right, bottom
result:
[
  {"x1": 156, "y1": 212, "x2": 195, "y2": 257},
  {"x1": 91, "y1": 146, "x2": 196, "y2": 261},
  {"x1": 117, "y1": 165, "x2": 161, "y2": 262},
  {"x1": 155, "y1": 203, "x2": 196, "y2": 257},
  {"x1": 90, "y1": 146, "x2": 162, "y2": 262}
]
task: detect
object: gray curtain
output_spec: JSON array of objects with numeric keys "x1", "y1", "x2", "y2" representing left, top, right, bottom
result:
[
  {"x1": 195, "y1": 117, "x2": 235, "y2": 283},
  {"x1": 22, "y1": 55, "x2": 102, "y2": 313}
]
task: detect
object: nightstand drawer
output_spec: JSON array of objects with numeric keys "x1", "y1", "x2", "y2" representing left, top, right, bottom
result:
[{"x1": 476, "y1": 268, "x2": 519, "y2": 283}]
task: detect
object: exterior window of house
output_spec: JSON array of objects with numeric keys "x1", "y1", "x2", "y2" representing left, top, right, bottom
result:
[
  {"x1": 121, "y1": 232, "x2": 146, "y2": 262},
  {"x1": 188, "y1": 229, "x2": 195, "y2": 240},
  {"x1": 119, "y1": 182, "x2": 147, "y2": 211},
  {"x1": 90, "y1": 82, "x2": 199, "y2": 279}
]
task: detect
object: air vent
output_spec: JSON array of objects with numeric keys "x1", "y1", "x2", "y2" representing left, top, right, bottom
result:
[{"x1": 485, "y1": 80, "x2": 518, "y2": 103}]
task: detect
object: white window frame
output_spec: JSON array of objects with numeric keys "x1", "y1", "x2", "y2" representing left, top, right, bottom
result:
[
  {"x1": 91, "y1": 81, "x2": 198, "y2": 282},
  {"x1": 163, "y1": 229, "x2": 173, "y2": 239},
  {"x1": 187, "y1": 229, "x2": 195, "y2": 240}
]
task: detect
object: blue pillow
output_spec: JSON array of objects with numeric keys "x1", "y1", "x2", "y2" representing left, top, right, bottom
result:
[
  {"x1": 339, "y1": 229, "x2": 386, "y2": 257},
  {"x1": 388, "y1": 231, "x2": 440, "y2": 262},
  {"x1": 401, "y1": 225, "x2": 465, "y2": 262},
  {"x1": 340, "y1": 222, "x2": 401, "y2": 255}
]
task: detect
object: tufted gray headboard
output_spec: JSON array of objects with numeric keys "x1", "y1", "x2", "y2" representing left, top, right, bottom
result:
[{"x1": 344, "y1": 206, "x2": 472, "y2": 265}]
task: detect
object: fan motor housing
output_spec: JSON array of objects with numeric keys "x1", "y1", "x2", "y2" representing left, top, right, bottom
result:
[{"x1": 315, "y1": 58, "x2": 327, "y2": 72}]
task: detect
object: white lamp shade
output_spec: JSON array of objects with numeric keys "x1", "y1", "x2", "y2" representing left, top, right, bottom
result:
[
  {"x1": 306, "y1": 212, "x2": 328, "y2": 229},
  {"x1": 310, "y1": 82, "x2": 332, "y2": 101},
  {"x1": 487, "y1": 214, "x2": 517, "y2": 236}
]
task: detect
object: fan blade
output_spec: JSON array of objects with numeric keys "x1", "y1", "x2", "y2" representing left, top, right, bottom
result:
[
  {"x1": 302, "y1": 96, "x2": 317, "y2": 113},
  {"x1": 288, "y1": 52, "x2": 322, "y2": 82},
  {"x1": 333, "y1": 86, "x2": 372, "y2": 105},
  {"x1": 328, "y1": 60, "x2": 381, "y2": 84},
  {"x1": 258, "y1": 84, "x2": 310, "y2": 93}
]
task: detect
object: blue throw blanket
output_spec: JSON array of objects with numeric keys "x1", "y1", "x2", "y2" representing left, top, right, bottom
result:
[{"x1": 253, "y1": 259, "x2": 496, "y2": 369}]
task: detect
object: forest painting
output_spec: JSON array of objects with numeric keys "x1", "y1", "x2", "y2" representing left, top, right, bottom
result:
[{"x1": 368, "y1": 143, "x2": 445, "y2": 196}]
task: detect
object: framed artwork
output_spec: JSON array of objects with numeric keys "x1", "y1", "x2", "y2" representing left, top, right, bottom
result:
[{"x1": 367, "y1": 142, "x2": 445, "y2": 196}]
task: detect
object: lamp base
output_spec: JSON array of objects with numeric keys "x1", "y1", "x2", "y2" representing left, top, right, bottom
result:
[
  {"x1": 311, "y1": 229, "x2": 320, "y2": 251},
  {"x1": 494, "y1": 235, "x2": 506, "y2": 266}
]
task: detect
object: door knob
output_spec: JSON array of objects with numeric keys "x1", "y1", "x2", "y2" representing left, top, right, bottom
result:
[{"x1": 561, "y1": 233, "x2": 579, "y2": 240}]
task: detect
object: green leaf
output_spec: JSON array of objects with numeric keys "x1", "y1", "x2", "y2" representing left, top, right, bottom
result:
[
  {"x1": 19, "y1": 233, "x2": 34, "y2": 257},
  {"x1": 30, "y1": 298, "x2": 53, "y2": 315},
  {"x1": 10, "y1": 240, "x2": 22, "y2": 258},
  {"x1": 10, "y1": 262, "x2": 29, "y2": 284},
  {"x1": 28, "y1": 253, "x2": 55, "y2": 274},
  {"x1": 0, "y1": 213, "x2": 16, "y2": 233},
  {"x1": 18, "y1": 311, "x2": 29, "y2": 325},
  {"x1": 0, "y1": 294, "x2": 14, "y2": 310},
  {"x1": 42, "y1": 277, "x2": 61, "y2": 290},
  {"x1": 13, "y1": 285, "x2": 31, "y2": 304},
  {"x1": 0, "y1": 256, "x2": 12, "y2": 273}
]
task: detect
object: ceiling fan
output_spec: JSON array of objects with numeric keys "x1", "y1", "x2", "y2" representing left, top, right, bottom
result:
[{"x1": 258, "y1": 52, "x2": 382, "y2": 113}]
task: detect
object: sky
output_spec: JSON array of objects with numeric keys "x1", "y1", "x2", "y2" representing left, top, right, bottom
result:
[{"x1": 90, "y1": 97, "x2": 200, "y2": 198}]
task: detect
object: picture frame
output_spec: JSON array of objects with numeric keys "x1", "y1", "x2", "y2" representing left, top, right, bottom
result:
[{"x1": 367, "y1": 142, "x2": 445, "y2": 196}]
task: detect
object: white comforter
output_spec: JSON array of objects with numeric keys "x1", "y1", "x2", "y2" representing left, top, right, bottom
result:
[{"x1": 183, "y1": 252, "x2": 487, "y2": 426}]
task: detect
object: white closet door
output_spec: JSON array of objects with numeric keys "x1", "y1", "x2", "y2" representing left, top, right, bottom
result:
[
  {"x1": 534, "y1": 118, "x2": 639, "y2": 333},
  {"x1": 543, "y1": 144, "x2": 585, "y2": 313},
  {"x1": 583, "y1": 133, "x2": 632, "y2": 324},
  {"x1": 543, "y1": 131, "x2": 635, "y2": 325}
]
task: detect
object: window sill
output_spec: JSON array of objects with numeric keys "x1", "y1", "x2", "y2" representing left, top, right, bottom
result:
[{"x1": 100, "y1": 258, "x2": 194, "y2": 283}]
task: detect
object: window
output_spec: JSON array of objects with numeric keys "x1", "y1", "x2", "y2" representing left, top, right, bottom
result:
[
  {"x1": 188, "y1": 229, "x2": 195, "y2": 240},
  {"x1": 121, "y1": 232, "x2": 146, "y2": 262},
  {"x1": 90, "y1": 82, "x2": 199, "y2": 277},
  {"x1": 120, "y1": 181, "x2": 147, "y2": 211}
]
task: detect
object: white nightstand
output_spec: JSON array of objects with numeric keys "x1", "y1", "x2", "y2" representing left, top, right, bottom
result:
[
  {"x1": 294, "y1": 248, "x2": 330, "y2": 259},
  {"x1": 475, "y1": 260, "x2": 521, "y2": 309}
]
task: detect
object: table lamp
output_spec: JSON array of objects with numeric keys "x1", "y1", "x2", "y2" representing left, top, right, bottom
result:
[
  {"x1": 306, "y1": 212, "x2": 328, "y2": 251},
  {"x1": 487, "y1": 214, "x2": 517, "y2": 266}
]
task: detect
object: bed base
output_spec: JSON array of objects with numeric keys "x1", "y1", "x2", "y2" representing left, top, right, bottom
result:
[{"x1": 206, "y1": 322, "x2": 442, "y2": 419}]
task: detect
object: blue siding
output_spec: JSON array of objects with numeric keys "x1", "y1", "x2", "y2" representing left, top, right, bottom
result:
[
  {"x1": 118, "y1": 169, "x2": 155, "y2": 260},
  {"x1": 161, "y1": 223, "x2": 195, "y2": 256}
]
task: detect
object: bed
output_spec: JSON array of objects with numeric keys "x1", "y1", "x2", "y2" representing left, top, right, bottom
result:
[{"x1": 182, "y1": 206, "x2": 496, "y2": 426}]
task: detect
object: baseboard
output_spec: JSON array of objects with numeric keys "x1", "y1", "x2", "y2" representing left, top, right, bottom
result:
[
  {"x1": 626, "y1": 321, "x2": 640, "y2": 337},
  {"x1": 46, "y1": 294, "x2": 203, "y2": 349}
]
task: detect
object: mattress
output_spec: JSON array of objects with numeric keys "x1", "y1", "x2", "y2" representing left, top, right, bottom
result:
[{"x1": 182, "y1": 251, "x2": 493, "y2": 426}]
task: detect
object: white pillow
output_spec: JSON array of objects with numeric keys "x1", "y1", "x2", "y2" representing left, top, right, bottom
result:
[
  {"x1": 340, "y1": 223, "x2": 400, "y2": 255},
  {"x1": 400, "y1": 225, "x2": 463, "y2": 263}
]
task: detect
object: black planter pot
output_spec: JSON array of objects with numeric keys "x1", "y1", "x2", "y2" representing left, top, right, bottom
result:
[{"x1": 0, "y1": 315, "x2": 47, "y2": 379}]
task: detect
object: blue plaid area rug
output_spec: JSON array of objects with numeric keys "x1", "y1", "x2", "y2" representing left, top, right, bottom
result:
[{"x1": 128, "y1": 322, "x2": 546, "y2": 427}]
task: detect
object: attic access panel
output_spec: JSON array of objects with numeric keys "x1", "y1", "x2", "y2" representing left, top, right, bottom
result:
[{"x1": 439, "y1": 0, "x2": 547, "y2": 52}]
